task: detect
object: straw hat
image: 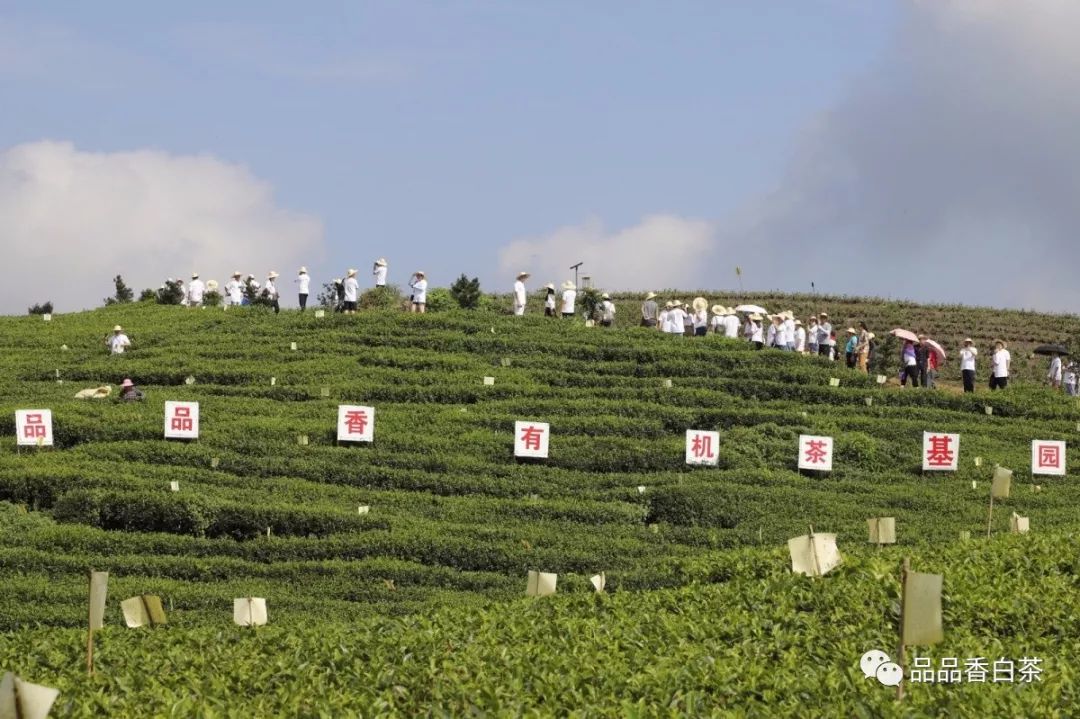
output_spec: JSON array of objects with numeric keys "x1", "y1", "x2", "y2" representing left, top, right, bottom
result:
[
  {"x1": 601, "y1": 293, "x2": 610, "y2": 300},
  {"x1": 964, "y1": 337, "x2": 973, "y2": 344},
  {"x1": 749, "y1": 313, "x2": 762, "y2": 321},
  {"x1": 692, "y1": 297, "x2": 708, "y2": 312},
  {"x1": 232, "y1": 271, "x2": 242, "y2": 278},
  {"x1": 516, "y1": 271, "x2": 530, "y2": 280},
  {"x1": 711, "y1": 304, "x2": 725, "y2": 315},
  {"x1": 645, "y1": 291, "x2": 657, "y2": 300},
  {"x1": 867, "y1": 332, "x2": 875, "y2": 339},
  {"x1": 206, "y1": 280, "x2": 219, "y2": 291},
  {"x1": 994, "y1": 339, "x2": 1007, "y2": 348},
  {"x1": 846, "y1": 327, "x2": 857, "y2": 334},
  {"x1": 268, "y1": 271, "x2": 280, "y2": 279},
  {"x1": 794, "y1": 319, "x2": 803, "y2": 326},
  {"x1": 191, "y1": 272, "x2": 199, "y2": 279},
  {"x1": 544, "y1": 282, "x2": 555, "y2": 291},
  {"x1": 726, "y1": 307, "x2": 737, "y2": 315},
  {"x1": 121, "y1": 378, "x2": 134, "y2": 388},
  {"x1": 347, "y1": 269, "x2": 357, "y2": 277},
  {"x1": 664, "y1": 301, "x2": 674, "y2": 309},
  {"x1": 298, "y1": 267, "x2": 308, "y2": 274},
  {"x1": 415, "y1": 270, "x2": 426, "y2": 278},
  {"x1": 561, "y1": 280, "x2": 576, "y2": 290},
  {"x1": 818, "y1": 311, "x2": 828, "y2": 318},
  {"x1": 375, "y1": 258, "x2": 388, "y2": 266},
  {"x1": 113, "y1": 325, "x2": 123, "y2": 332}
]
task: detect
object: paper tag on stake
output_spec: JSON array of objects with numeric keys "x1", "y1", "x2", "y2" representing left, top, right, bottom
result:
[
  {"x1": 233, "y1": 597, "x2": 268, "y2": 626},
  {"x1": 211, "y1": 457, "x2": 220, "y2": 468},
  {"x1": 991, "y1": 467, "x2": 1013, "y2": 499},
  {"x1": 290, "y1": 342, "x2": 297, "y2": 351},
  {"x1": 88, "y1": 571, "x2": 108, "y2": 631},
  {"x1": 876, "y1": 374, "x2": 887, "y2": 384},
  {"x1": 787, "y1": 533, "x2": 842, "y2": 577},
  {"x1": 169, "y1": 481, "x2": 180, "y2": 492},
  {"x1": 958, "y1": 530, "x2": 971, "y2": 541},
  {"x1": 525, "y1": 571, "x2": 557, "y2": 596},
  {"x1": 357, "y1": 505, "x2": 370, "y2": 515},
  {"x1": 829, "y1": 378, "x2": 840, "y2": 387},
  {"x1": 984, "y1": 406, "x2": 993, "y2": 416},
  {"x1": 867, "y1": 517, "x2": 897, "y2": 544},
  {"x1": 662, "y1": 379, "x2": 673, "y2": 388},
  {"x1": 315, "y1": 310, "x2": 325, "y2": 318},
  {"x1": 590, "y1": 573, "x2": 606, "y2": 592},
  {"x1": 483, "y1": 376, "x2": 495, "y2": 386},
  {"x1": 1, "y1": 673, "x2": 60, "y2": 719},
  {"x1": 902, "y1": 571, "x2": 944, "y2": 646},
  {"x1": 1010, "y1": 513, "x2": 1030, "y2": 534}
]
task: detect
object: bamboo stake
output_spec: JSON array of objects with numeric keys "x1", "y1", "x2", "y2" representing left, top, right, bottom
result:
[
  {"x1": 986, "y1": 494, "x2": 994, "y2": 539},
  {"x1": 896, "y1": 557, "x2": 910, "y2": 701}
]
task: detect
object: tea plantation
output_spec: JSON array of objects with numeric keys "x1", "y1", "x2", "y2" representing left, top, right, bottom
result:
[{"x1": 1, "y1": 297, "x2": 1078, "y2": 717}]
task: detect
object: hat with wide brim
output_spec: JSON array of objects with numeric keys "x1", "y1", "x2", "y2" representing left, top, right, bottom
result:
[
  {"x1": 298, "y1": 267, "x2": 307, "y2": 274},
  {"x1": 517, "y1": 271, "x2": 530, "y2": 279},
  {"x1": 113, "y1": 325, "x2": 123, "y2": 332},
  {"x1": 692, "y1": 297, "x2": 708, "y2": 312},
  {"x1": 601, "y1": 293, "x2": 610, "y2": 299},
  {"x1": 645, "y1": 291, "x2": 657, "y2": 300},
  {"x1": 232, "y1": 271, "x2": 242, "y2": 277},
  {"x1": 121, "y1": 378, "x2": 134, "y2": 388},
  {"x1": 794, "y1": 319, "x2": 803, "y2": 326},
  {"x1": 561, "y1": 281, "x2": 575, "y2": 290},
  {"x1": 749, "y1": 313, "x2": 762, "y2": 321},
  {"x1": 191, "y1": 272, "x2": 199, "y2": 279},
  {"x1": 846, "y1": 327, "x2": 857, "y2": 334},
  {"x1": 711, "y1": 304, "x2": 725, "y2": 315},
  {"x1": 375, "y1": 258, "x2": 387, "y2": 266},
  {"x1": 544, "y1": 282, "x2": 555, "y2": 290},
  {"x1": 206, "y1": 279, "x2": 219, "y2": 291},
  {"x1": 664, "y1": 301, "x2": 674, "y2": 309},
  {"x1": 964, "y1": 338, "x2": 973, "y2": 344},
  {"x1": 268, "y1": 271, "x2": 280, "y2": 279},
  {"x1": 993, "y1": 340, "x2": 1008, "y2": 348},
  {"x1": 414, "y1": 270, "x2": 426, "y2": 278},
  {"x1": 819, "y1": 311, "x2": 829, "y2": 317},
  {"x1": 347, "y1": 269, "x2": 358, "y2": 277}
]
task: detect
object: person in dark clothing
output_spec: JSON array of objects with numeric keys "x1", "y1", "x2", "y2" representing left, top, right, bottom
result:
[
  {"x1": 119, "y1": 378, "x2": 145, "y2": 401},
  {"x1": 916, "y1": 335, "x2": 931, "y2": 388},
  {"x1": 333, "y1": 279, "x2": 345, "y2": 312}
]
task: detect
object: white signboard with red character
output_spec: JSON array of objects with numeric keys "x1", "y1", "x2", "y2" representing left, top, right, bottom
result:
[
  {"x1": 15, "y1": 410, "x2": 53, "y2": 447},
  {"x1": 798, "y1": 435, "x2": 833, "y2": 472},
  {"x1": 514, "y1": 421, "x2": 550, "y2": 459},
  {"x1": 164, "y1": 401, "x2": 200, "y2": 439},
  {"x1": 1031, "y1": 440, "x2": 1066, "y2": 476},
  {"x1": 337, "y1": 405, "x2": 375, "y2": 443},
  {"x1": 685, "y1": 430, "x2": 720, "y2": 466},
  {"x1": 922, "y1": 432, "x2": 960, "y2": 471}
]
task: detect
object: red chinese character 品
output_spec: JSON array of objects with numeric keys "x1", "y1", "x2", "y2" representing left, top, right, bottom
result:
[
  {"x1": 170, "y1": 406, "x2": 193, "y2": 432},
  {"x1": 22, "y1": 413, "x2": 46, "y2": 439}
]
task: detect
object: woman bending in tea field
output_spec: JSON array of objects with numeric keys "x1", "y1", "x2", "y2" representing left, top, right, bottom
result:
[{"x1": 119, "y1": 378, "x2": 144, "y2": 401}]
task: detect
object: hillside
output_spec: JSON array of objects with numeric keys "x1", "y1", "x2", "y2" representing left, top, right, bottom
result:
[{"x1": 1, "y1": 298, "x2": 1078, "y2": 716}]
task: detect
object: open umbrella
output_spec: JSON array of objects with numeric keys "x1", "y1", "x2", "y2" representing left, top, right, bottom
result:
[
  {"x1": 924, "y1": 339, "x2": 946, "y2": 361},
  {"x1": 1033, "y1": 344, "x2": 1069, "y2": 356},
  {"x1": 890, "y1": 328, "x2": 919, "y2": 343},
  {"x1": 734, "y1": 304, "x2": 768, "y2": 315}
]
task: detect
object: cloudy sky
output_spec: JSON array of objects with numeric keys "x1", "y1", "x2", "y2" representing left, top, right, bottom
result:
[{"x1": 2, "y1": 1, "x2": 1077, "y2": 314}]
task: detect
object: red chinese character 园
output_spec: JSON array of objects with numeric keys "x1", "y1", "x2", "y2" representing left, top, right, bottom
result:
[
  {"x1": 691, "y1": 433, "x2": 714, "y2": 459},
  {"x1": 170, "y1": 406, "x2": 193, "y2": 432},
  {"x1": 926, "y1": 435, "x2": 955, "y2": 467},
  {"x1": 344, "y1": 410, "x2": 368, "y2": 436},
  {"x1": 519, "y1": 425, "x2": 544, "y2": 451},
  {"x1": 804, "y1": 440, "x2": 828, "y2": 464},
  {"x1": 22, "y1": 413, "x2": 46, "y2": 439},
  {"x1": 1037, "y1": 445, "x2": 1061, "y2": 469}
]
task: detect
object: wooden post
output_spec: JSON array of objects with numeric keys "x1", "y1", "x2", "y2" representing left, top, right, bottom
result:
[
  {"x1": 986, "y1": 494, "x2": 994, "y2": 539},
  {"x1": 808, "y1": 525, "x2": 821, "y2": 578},
  {"x1": 896, "y1": 557, "x2": 910, "y2": 701}
]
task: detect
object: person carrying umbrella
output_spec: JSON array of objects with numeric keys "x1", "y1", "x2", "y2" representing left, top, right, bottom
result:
[{"x1": 959, "y1": 338, "x2": 978, "y2": 393}]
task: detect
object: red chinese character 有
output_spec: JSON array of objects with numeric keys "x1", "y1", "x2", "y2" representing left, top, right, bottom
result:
[
  {"x1": 1037, "y1": 445, "x2": 1061, "y2": 469},
  {"x1": 691, "y1": 433, "x2": 714, "y2": 459},
  {"x1": 344, "y1": 410, "x2": 369, "y2": 436},
  {"x1": 170, "y1": 406, "x2": 193, "y2": 432},
  {"x1": 519, "y1": 425, "x2": 544, "y2": 451},
  {"x1": 804, "y1": 440, "x2": 829, "y2": 465},
  {"x1": 926, "y1": 435, "x2": 955, "y2": 467},
  {"x1": 22, "y1": 413, "x2": 46, "y2": 439}
]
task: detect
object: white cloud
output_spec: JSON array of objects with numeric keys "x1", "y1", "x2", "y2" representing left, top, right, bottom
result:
[
  {"x1": 0, "y1": 141, "x2": 324, "y2": 312},
  {"x1": 498, "y1": 215, "x2": 715, "y2": 291}
]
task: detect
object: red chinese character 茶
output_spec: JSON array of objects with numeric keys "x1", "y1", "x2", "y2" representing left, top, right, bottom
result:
[
  {"x1": 804, "y1": 440, "x2": 828, "y2": 465},
  {"x1": 170, "y1": 406, "x2": 193, "y2": 432},
  {"x1": 519, "y1": 425, "x2": 544, "y2": 451},
  {"x1": 925, "y1": 435, "x2": 955, "y2": 467},
  {"x1": 691, "y1": 433, "x2": 714, "y2": 459},
  {"x1": 1037, "y1": 445, "x2": 1061, "y2": 469},
  {"x1": 344, "y1": 410, "x2": 369, "y2": 436},
  {"x1": 22, "y1": 413, "x2": 46, "y2": 439}
]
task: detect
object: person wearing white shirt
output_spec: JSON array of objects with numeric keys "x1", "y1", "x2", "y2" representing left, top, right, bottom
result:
[
  {"x1": 296, "y1": 267, "x2": 311, "y2": 311},
  {"x1": 106, "y1": 325, "x2": 131, "y2": 355},
  {"x1": 187, "y1": 273, "x2": 205, "y2": 308},
  {"x1": 373, "y1": 258, "x2": 388, "y2": 288},
  {"x1": 513, "y1": 272, "x2": 529, "y2": 316},
  {"x1": 263, "y1": 271, "x2": 281, "y2": 314},
  {"x1": 543, "y1": 283, "x2": 556, "y2": 316},
  {"x1": 782, "y1": 311, "x2": 796, "y2": 351},
  {"x1": 175, "y1": 278, "x2": 188, "y2": 307},
  {"x1": 666, "y1": 302, "x2": 687, "y2": 335},
  {"x1": 990, "y1": 340, "x2": 1010, "y2": 390},
  {"x1": 817, "y1": 313, "x2": 834, "y2": 358},
  {"x1": 766, "y1": 316, "x2": 779, "y2": 348},
  {"x1": 658, "y1": 302, "x2": 671, "y2": 332},
  {"x1": 1065, "y1": 362, "x2": 1078, "y2": 397},
  {"x1": 599, "y1": 293, "x2": 616, "y2": 327},
  {"x1": 409, "y1": 271, "x2": 428, "y2": 313},
  {"x1": 343, "y1": 269, "x2": 359, "y2": 314},
  {"x1": 794, "y1": 320, "x2": 807, "y2": 353},
  {"x1": 748, "y1": 314, "x2": 764, "y2": 348},
  {"x1": 1048, "y1": 353, "x2": 1063, "y2": 389},
  {"x1": 560, "y1": 281, "x2": 576, "y2": 318},
  {"x1": 709, "y1": 305, "x2": 725, "y2": 334},
  {"x1": 225, "y1": 272, "x2": 244, "y2": 307},
  {"x1": 723, "y1": 309, "x2": 740, "y2": 339},
  {"x1": 692, "y1": 307, "x2": 708, "y2": 336}
]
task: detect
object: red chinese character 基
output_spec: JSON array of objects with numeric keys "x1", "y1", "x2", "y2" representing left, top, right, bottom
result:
[
  {"x1": 691, "y1": 433, "x2": 714, "y2": 459},
  {"x1": 519, "y1": 425, "x2": 544, "y2": 451},
  {"x1": 22, "y1": 413, "x2": 46, "y2": 439},
  {"x1": 926, "y1": 435, "x2": 955, "y2": 467},
  {"x1": 344, "y1": 409, "x2": 368, "y2": 436},
  {"x1": 1037, "y1": 445, "x2": 1060, "y2": 469},
  {"x1": 170, "y1": 406, "x2": 193, "y2": 432},
  {"x1": 804, "y1": 440, "x2": 828, "y2": 465}
]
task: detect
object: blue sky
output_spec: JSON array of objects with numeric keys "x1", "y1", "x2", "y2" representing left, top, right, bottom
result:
[{"x1": 6, "y1": 2, "x2": 1080, "y2": 314}]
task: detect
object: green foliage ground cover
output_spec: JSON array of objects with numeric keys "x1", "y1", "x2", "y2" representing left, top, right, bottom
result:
[{"x1": 1, "y1": 301, "x2": 1079, "y2": 715}]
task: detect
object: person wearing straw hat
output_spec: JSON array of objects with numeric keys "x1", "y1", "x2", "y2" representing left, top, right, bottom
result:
[
  {"x1": 106, "y1": 325, "x2": 131, "y2": 355},
  {"x1": 765, "y1": 314, "x2": 780, "y2": 348},
  {"x1": 372, "y1": 258, "x2": 388, "y2": 288},
  {"x1": 723, "y1": 307, "x2": 740, "y2": 338},
  {"x1": 559, "y1": 280, "x2": 577, "y2": 318},
  {"x1": 990, "y1": 340, "x2": 1010, "y2": 390},
  {"x1": 691, "y1": 298, "x2": 708, "y2": 337},
  {"x1": 513, "y1": 271, "x2": 530, "y2": 316},
  {"x1": 816, "y1": 313, "x2": 833, "y2": 358},
  {"x1": 746, "y1": 313, "x2": 764, "y2": 349},
  {"x1": 658, "y1": 301, "x2": 672, "y2": 332},
  {"x1": 855, "y1": 322, "x2": 871, "y2": 373},
  {"x1": 187, "y1": 272, "x2": 205, "y2": 308},
  {"x1": 225, "y1": 271, "x2": 244, "y2": 307},
  {"x1": 296, "y1": 267, "x2": 311, "y2": 311},
  {"x1": 709, "y1": 305, "x2": 725, "y2": 334},
  {"x1": 844, "y1": 327, "x2": 858, "y2": 368},
  {"x1": 958, "y1": 338, "x2": 978, "y2": 393},
  {"x1": 543, "y1": 283, "x2": 557, "y2": 317},
  {"x1": 781, "y1": 311, "x2": 796, "y2": 351},
  {"x1": 599, "y1": 293, "x2": 616, "y2": 328},
  {"x1": 263, "y1": 271, "x2": 281, "y2": 314},
  {"x1": 243, "y1": 274, "x2": 260, "y2": 305},
  {"x1": 792, "y1": 319, "x2": 805, "y2": 353},
  {"x1": 806, "y1": 316, "x2": 819, "y2": 356},
  {"x1": 641, "y1": 292, "x2": 659, "y2": 328},
  {"x1": 343, "y1": 269, "x2": 359, "y2": 314},
  {"x1": 409, "y1": 271, "x2": 428, "y2": 313},
  {"x1": 118, "y1": 378, "x2": 144, "y2": 402},
  {"x1": 666, "y1": 300, "x2": 687, "y2": 336}
]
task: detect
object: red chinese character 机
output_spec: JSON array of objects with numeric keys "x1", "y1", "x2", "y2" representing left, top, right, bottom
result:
[
  {"x1": 691, "y1": 433, "x2": 714, "y2": 459},
  {"x1": 344, "y1": 410, "x2": 369, "y2": 436},
  {"x1": 926, "y1": 435, "x2": 955, "y2": 467},
  {"x1": 804, "y1": 440, "x2": 828, "y2": 464}
]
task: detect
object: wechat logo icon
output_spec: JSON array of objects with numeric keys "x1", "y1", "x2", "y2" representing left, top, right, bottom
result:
[{"x1": 861, "y1": 649, "x2": 904, "y2": 687}]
